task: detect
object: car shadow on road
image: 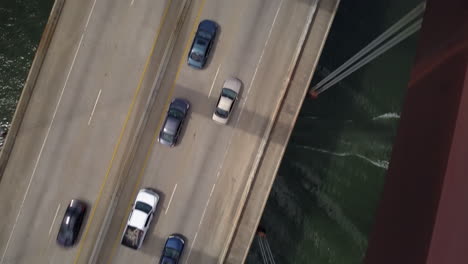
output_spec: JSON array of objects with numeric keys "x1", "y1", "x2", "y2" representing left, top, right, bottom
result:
[
  {"x1": 203, "y1": 23, "x2": 221, "y2": 70},
  {"x1": 173, "y1": 84, "x2": 296, "y2": 146}
]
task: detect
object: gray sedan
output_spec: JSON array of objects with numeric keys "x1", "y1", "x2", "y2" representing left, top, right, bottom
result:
[{"x1": 159, "y1": 98, "x2": 190, "y2": 147}]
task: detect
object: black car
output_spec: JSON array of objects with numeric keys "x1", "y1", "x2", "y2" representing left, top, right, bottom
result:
[
  {"x1": 159, "y1": 234, "x2": 185, "y2": 264},
  {"x1": 56, "y1": 199, "x2": 87, "y2": 247},
  {"x1": 158, "y1": 98, "x2": 190, "y2": 147},
  {"x1": 187, "y1": 20, "x2": 218, "y2": 69}
]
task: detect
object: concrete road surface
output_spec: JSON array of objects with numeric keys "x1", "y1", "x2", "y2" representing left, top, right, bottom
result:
[
  {"x1": 95, "y1": 0, "x2": 317, "y2": 263},
  {"x1": 0, "y1": 0, "x2": 183, "y2": 262}
]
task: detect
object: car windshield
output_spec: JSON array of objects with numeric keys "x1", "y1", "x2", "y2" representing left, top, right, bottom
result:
[
  {"x1": 58, "y1": 225, "x2": 74, "y2": 241},
  {"x1": 215, "y1": 108, "x2": 229, "y2": 118},
  {"x1": 135, "y1": 201, "x2": 152, "y2": 214},
  {"x1": 164, "y1": 247, "x2": 180, "y2": 259},
  {"x1": 168, "y1": 108, "x2": 184, "y2": 119},
  {"x1": 189, "y1": 51, "x2": 203, "y2": 62},
  {"x1": 221, "y1": 88, "x2": 237, "y2": 100},
  {"x1": 160, "y1": 131, "x2": 175, "y2": 143}
]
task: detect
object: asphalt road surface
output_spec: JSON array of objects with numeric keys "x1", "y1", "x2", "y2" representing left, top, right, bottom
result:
[
  {"x1": 0, "y1": 0, "x2": 317, "y2": 263},
  {"x1": 95, "y1": 0, "x2": 317, "y2": 263},
  {"x1": 0, "y1": 0, "x2": 180, "y2": 262}
]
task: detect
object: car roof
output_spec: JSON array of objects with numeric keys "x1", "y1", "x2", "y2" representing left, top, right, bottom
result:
[
  {"x1": 218, "y1": 97, "x2": 234, "y2": 112},
  {"x1": 128, "y1": 210, "x2": 149, "y2": 230},
  {"x1": 193, "y1": 37, "x2": 208, "y2": 52},
  {"x1": 62, "y1": 213, "x2": 77, "y2": 228}
]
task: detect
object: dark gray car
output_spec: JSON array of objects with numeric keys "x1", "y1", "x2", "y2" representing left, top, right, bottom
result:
[
  {"x1": 159, "y1": 99, "x2": 190, "y2": 147},
  {"x1": 56, "y1": 199, "x2": 87, "y2": 247}
]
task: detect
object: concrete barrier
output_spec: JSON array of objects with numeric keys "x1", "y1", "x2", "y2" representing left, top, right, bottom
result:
[{"x1": 0, "y1": 0, "x2": 65, "y2": 182}]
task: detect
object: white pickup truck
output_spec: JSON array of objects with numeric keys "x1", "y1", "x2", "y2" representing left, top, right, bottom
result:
[{"x1": 121, "y1": 188, "x2": 159, "y2": 250}]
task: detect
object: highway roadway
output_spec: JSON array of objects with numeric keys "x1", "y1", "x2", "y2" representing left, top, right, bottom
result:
[
  {"x1": 0, "y1": 0, "x2": 183, "y2": 262},
  {"x1": 0, "y1": 0, "x2": 317, "y2": 263},
  {"x1": 94, "y1": 0, "x2": 317, "y2": 263}
]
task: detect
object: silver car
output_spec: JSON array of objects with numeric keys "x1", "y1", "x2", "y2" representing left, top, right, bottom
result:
[
  {"x1": 212, "y1": 78, "x2": 242, "y2": 124},
  {"x1": 159, "y1": 98, "x2": 190, "y2": 147}
]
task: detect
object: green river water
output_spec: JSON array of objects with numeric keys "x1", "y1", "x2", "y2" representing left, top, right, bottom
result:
[{"x1": 246, "y1": 0, "x2": 423, "y2": 263}]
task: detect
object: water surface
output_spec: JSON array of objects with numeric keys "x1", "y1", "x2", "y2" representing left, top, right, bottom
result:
[{"x1": 247, "y1": 0, "x2": 423, "y2": 263}]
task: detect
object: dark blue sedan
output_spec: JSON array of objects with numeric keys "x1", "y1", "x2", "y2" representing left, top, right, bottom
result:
[
  {"x1": 159, "y1": 234, "x2": 185, "y2": 264},
  {"x1": 188, "y1": 20, "x2": 218, "y2": 69}
]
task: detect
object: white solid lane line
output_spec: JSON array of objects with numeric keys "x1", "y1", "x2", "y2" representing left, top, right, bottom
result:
[
  {"x1": 184, "y1": 232, "x2": 198, "y2": 264},
  {"x1": 49, "y1": 250, "x2": 57, "y2": 264},
  {"x1": 130, "y1": 0, "x2": 136, "y2": 6},
  {"x1": 238, "y1": 0, "x2": 284, "y2": 124},
  {"x1": 211, "y1": 0, "x2": 285, "y2": 185},
  {"x1": 84, "y1": 0, "x2": 98, "y2": 29},
  {"x1": 209, "y1": 183, "x2": 215, "y2": 198},
  {"x1": 88, "y1": 89, "x2": 102, "y2": 125},
  {"x1": 165, "y1": 184, "x2": 178, "y2": 215},
  {"x1": 198, "y1": 198, "x2": 210, "y2": 229},
  {"x1": 48, "y1": 203, "x2": 61, "y2": 236},
  {"x1": 184, "y1": 184, "x2": 214, "y2": 264},
  {"x1": 212, "y1": 0, "x2": 285, "y2": 183},
  {"x1": 0, "y1": 0, "x2": 98, "y2": 262},
  {"x1": 208, "y1": 64, "x2": 221, "y2": 98}
]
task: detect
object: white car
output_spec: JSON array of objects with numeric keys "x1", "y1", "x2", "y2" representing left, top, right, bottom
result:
[
  {"x1": 121, "y1": 188, "x2": 159, "y2": 250},
  {"x1": 212, "y1": 78, "x2": 242, "y2": 124}
]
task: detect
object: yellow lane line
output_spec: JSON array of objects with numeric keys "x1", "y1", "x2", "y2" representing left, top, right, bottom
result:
[
  {"x1": 105, "y1": 0, "x2": 208, "y2": 262},
  {"x1": 72, "y1": 0, "x2": 173, "y2": 263}
]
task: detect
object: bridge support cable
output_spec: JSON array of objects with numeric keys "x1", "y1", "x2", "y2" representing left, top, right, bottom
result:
[
  {"x1": 256, "y1": 226, "x2": 276, "y2": 264},
  {"x1": 256, "y1": 232, "x2": 276, "y2": 264},
  {"x1": 315, "y1": 18, "x2": 422, "y2": 94},
  {"x1": 263, "y1": 236, "x2": 276, "y2": 264},
  {"x1": 257, "y1": 236, "x2": 269, "y2": 264},
  {"x1": 310, "y1": 2, "x2": 425, "y2": 96}
]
